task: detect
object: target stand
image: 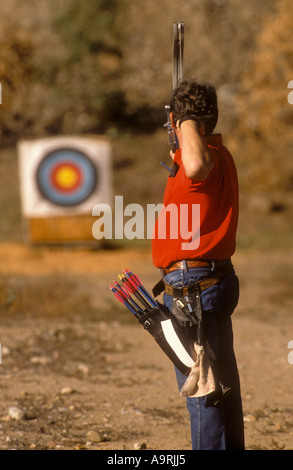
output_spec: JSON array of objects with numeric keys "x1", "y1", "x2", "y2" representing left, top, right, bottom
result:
[{"x1": 18, "y1": 135, "x2": 112, "y2": 245}]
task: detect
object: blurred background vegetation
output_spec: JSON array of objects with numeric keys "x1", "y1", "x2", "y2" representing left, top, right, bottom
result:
[{"x1": 0, "y1": 0, "x2": 293, "y2": 248}]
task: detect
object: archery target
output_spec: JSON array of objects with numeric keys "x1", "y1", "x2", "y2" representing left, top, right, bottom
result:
[
  {"x1": 18, "y1": 136, "x2": 112, "y2": 218},
  {"x1": 36, "y1": 148, "x2": 98, "y2": 207}
]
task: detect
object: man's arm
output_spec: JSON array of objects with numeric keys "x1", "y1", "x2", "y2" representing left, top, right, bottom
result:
[{"x1": 179, "y1": 120, "x2": 214, "y2": 181}]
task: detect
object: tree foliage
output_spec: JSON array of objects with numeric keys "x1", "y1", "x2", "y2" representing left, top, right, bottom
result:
[
  {"x1": 46, "y1": 0, "x2": 125, "y2": 134},
  {"x1": 0, "y1": 0, "x2": 292, "y2": 196},
  {"x1": 232, "y1": 0, "x2": 293, "y2": 191}
]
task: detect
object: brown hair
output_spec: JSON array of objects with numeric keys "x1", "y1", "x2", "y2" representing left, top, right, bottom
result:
[{"x1": 170, "y1": 79, "x2": 218, "y2": 134}]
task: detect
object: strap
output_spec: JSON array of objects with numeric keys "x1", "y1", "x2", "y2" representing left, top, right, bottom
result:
[
  {"x1": 152, "y1": 276, "x2": 217, "y2": 298},
  {"x1": 152, "y1": 279, "x2": 165, "y2": 297},
  {"x1": 152, "y1": 261, "x2": 233, "y2": 298},
  {"x1": 164, "y1": 278, "x2": 219, "y2": 297}
]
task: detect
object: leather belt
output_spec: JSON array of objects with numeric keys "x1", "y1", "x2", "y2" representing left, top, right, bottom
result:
[
  {"x1": 160, "y1": 259, "x2": 230, "y2": 277},
  {"x1": 152, "y1": 258, "x2": 234, "y2": 298}
]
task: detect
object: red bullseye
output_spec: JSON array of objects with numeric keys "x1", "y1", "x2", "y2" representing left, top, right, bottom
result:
[{"x1": 50, "y1": 162, "x2": 83, "y2": 193}]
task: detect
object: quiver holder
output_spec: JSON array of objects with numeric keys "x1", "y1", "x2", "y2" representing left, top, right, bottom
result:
[
  {"x1": 110, "y1": 268, "x2": 231, "y2": 402},
  {"x1": 138, "y1": 301, "x2": 197, "y2": 375}
]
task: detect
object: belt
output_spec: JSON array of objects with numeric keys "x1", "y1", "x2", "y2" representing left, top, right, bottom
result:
[
  {"x1": 159, "y1": 259, "x2": 230, "y2": 277},
  {"x1": 153, "y1": 258, "x2": 233, "y2": 298}
]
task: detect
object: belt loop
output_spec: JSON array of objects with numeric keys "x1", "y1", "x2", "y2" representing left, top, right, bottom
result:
[
  {"x1": 182, "y1": 260, "x2": 188, "y2": 272},
  {"x1": 211, "y1": 259, "x2": 215, "y2": 272}
]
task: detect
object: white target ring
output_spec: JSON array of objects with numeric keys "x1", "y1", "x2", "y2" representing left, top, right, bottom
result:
[{"x1": 18, "y1": 136, "x2": 112, "y2": 218}]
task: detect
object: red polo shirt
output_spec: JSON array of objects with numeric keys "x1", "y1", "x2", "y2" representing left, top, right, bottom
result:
[{"x1": 151, "y1": 134, "x2": 239, "y2": 268}]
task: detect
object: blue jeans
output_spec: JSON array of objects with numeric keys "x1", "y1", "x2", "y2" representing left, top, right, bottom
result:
[{"x1": 163, "y1": 264, "x2": 245, "y2": 450}]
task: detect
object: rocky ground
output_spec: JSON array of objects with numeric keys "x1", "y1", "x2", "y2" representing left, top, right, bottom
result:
[{"x1": 0, "y1": 242, "x2": 293, "y2": 451}]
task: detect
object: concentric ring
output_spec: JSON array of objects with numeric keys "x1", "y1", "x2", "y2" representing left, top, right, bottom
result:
[{"x1": 36, "y1": 148, "x2": 98, "y2": 207}]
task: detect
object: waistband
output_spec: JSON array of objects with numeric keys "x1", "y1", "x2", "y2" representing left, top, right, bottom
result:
[{"x1": 160, "y1": 258, "x2": 231, "y2": 277}]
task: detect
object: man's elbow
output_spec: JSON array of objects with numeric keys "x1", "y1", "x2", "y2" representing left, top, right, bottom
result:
[{"x1": 184, "y1": 161, "x2": 211, "y2": 181}]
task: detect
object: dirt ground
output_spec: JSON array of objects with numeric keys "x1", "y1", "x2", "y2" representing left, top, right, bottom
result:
[{"x1": 0, "y1": 241, "x2": 293, "y2": 451}]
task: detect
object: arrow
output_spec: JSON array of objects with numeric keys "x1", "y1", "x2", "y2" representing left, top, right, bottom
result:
[
  {"x1": 118, "y1": 274, "x2": 152, "y2": 309},
  {"x1": 109, "y1": 284, "x2": 139, "y2": 316},
  {"x1": 123, "y1": 269, "x2": 157, "y2": 308},
  {"x1": 113, "y1": 280, "x2": 143, "y2": 312}
]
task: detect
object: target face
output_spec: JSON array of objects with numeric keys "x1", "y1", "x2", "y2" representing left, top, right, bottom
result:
[
  {"x1": 18, "y1": 135, "x2": 112, "y2": 218},
  {"x1": 36, "y1": 148, "x2": 98, "y2": 207}
]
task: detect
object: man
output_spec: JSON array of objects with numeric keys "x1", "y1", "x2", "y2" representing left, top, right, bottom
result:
[{"x1": 151, "y1": 79, "x2": 245, "y2": 450}]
